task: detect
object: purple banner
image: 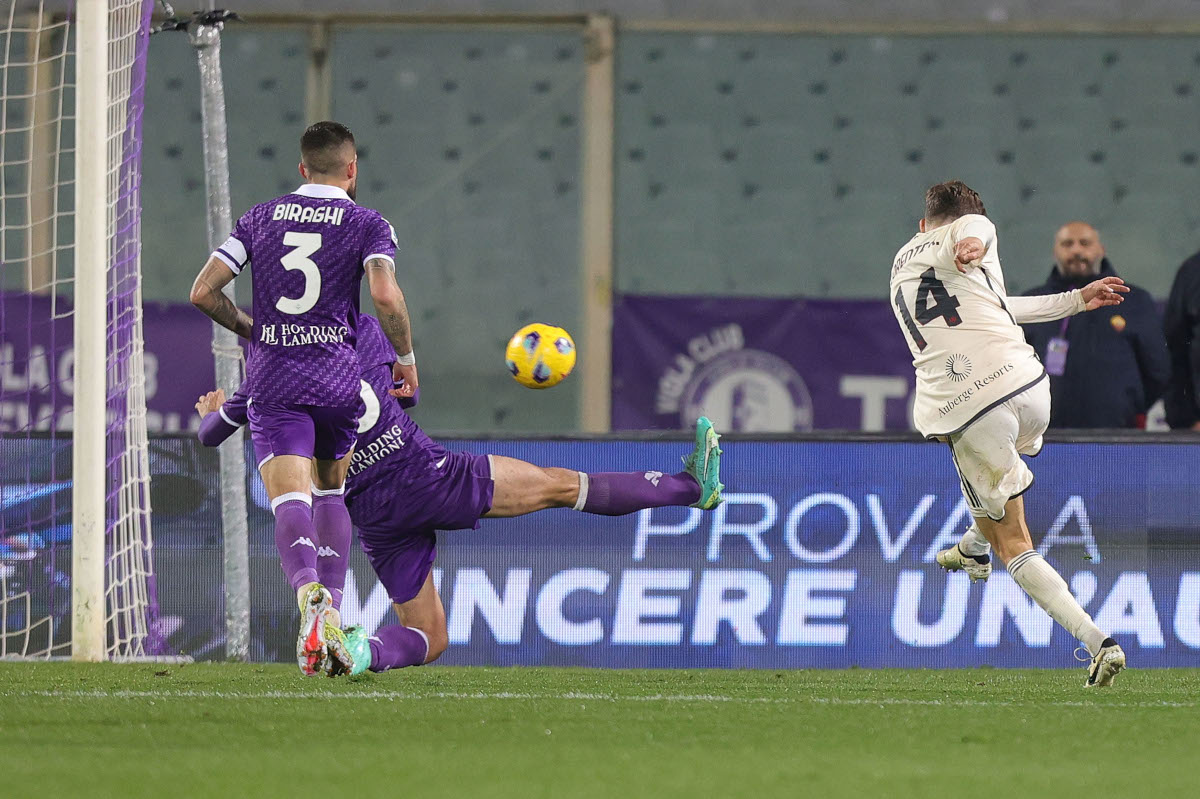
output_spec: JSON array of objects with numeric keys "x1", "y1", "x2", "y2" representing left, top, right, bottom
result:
[
  {"x1": 612, "y1": 296, "x2": 916, "y2": 432},
  {"x1": 1, "y1": 291, "x2": 220, "y2": 434}
]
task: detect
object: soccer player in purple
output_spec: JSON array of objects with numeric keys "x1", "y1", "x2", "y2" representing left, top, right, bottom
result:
[
  {"x1": 194, "y1": 314, "x2": 724, "y2": 677},
  {"x1": 189, "y1": 122, "x2": 418, "y2": 676}
]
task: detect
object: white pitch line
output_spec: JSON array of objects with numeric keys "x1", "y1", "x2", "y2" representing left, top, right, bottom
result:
[{"x1": 6, "y1": 689, "x2": 1196, "y2": 709}]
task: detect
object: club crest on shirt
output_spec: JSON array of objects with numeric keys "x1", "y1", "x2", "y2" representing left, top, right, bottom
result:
[
  {"x1": 945, "y1": 353, "x2": 973, "y2": 382},
  {"x1": 1110, "y1": 314, "x2": 1127, "y2": 333}
]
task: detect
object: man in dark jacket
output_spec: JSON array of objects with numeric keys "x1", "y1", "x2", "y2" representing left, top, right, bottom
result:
[
  {"x1": 1164, "y1": 250, "x2": 1200, "y2": 430},
  {"x1": 1021, "y1": 221, "x2": 1170, "y2": 428}
]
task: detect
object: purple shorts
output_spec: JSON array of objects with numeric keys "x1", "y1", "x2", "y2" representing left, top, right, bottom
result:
[
  {"x1": 247, "y1": 402, "x2": 359, "y2": 469},
  {"x1": 353, "y1": 451, "x2": 494, "y2": 604}
]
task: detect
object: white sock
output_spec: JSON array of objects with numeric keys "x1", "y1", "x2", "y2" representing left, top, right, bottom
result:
[
  {"x1": 1007, "y1": 550, "x2": 1108, "y2": 655},
  {"x1": 572, "y1": 471, "x2": 589, "y2": 512},
  {"x1": 959, "y1": 524, "x2": 991, "y2": 557}
]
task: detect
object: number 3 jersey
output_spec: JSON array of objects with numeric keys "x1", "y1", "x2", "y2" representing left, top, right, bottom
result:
[
  {"x1": 888, "y1": 214, "x2": 1082, "y2": 438},
  {"x1": 211, "y1": 183, "x2": 397, "y2": 407}
]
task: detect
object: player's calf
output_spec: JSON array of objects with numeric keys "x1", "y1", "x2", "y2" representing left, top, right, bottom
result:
[
  {"x1": 576, "y1": 417, "x2": 722, "y2": 513},
  {"x1": 311, "y1": 484, "x2": 351, "y2": 619},
  {"x1": 484, "y1": 417, "x2": 722, "y2": 519}
]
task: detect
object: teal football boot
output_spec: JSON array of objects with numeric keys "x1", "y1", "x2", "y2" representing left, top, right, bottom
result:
[
  {"x1": 326, "y1": 625, "x2": 372, "y2": 677},
  {"x1": 683, "y1": 416, "x2": 724, "y2": 510}
]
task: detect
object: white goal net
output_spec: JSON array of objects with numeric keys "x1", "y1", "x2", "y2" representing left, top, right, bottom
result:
[{"x1": 1, "y1": 0, "x2": 158, "y2": 659}]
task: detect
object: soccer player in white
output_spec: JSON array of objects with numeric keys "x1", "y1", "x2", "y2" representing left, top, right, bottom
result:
[{"x1": 889, "y1": 181, "x2": 1129, "y2": 687}]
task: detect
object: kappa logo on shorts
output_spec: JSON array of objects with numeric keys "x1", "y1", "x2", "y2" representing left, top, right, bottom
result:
[
  {"x1": 644, "y1": 470, "x2": 664, "y2": 486},
  {"x1": 290, "y1": 537, "x2": 317, "y2": 552},
  {"x1": 945, "y1": 353, "x2": 973, "y2": 382},
  {"x1": 316, "y1": 546, "x2": 340, "y2": 558}
]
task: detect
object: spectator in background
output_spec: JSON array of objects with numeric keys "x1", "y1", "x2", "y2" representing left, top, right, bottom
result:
[
  {"x1": 1021, "y1": 221, "x2": 1170, "y2": 428},
  {"x1": 1164, "y1": 250, "x2": 1200, "y2": 430}
]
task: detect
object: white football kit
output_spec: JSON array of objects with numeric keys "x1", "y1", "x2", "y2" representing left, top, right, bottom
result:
[{"x1": 888, "y1": 214, "x2": 1083, "y2": 519}]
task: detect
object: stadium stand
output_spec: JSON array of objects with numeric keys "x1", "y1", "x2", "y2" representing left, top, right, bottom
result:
[
  {"x1": 615, "y1": 33, "x2": 1200, "y2": 297},
  {"x1": 137, "y1": 28, "x2": 1200, "y2": 429}
]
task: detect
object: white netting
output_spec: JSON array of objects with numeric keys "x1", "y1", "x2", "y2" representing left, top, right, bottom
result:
[{"x1": 0, "y1": 0, "x2": 157, "y2": 659}]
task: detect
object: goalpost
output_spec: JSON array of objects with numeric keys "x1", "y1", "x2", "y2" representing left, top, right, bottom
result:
[{"x1": 0, "y1": 0, "x2": 159, "y2": 660}]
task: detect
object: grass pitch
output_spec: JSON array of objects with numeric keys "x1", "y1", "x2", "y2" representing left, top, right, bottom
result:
[{"x1": 2, "y1": 663, "x2": 1195, "y2": 799}]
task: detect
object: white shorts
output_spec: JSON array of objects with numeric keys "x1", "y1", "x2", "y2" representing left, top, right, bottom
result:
[{"x1": 947, "y1": 376, "x2": 1050, "y2": 521}]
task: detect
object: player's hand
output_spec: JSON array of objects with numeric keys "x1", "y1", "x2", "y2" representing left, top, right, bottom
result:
[
  {"x1": 954, "y1": 237, "x2": 987, "y2": 272},
  {"x1": 194, "y1": 389, "x2": 226, "y2": 418},
  {"x1": 390, "y1": 362, "x2": 418, "y2": 398},
  {"x1": 1081, "y1": 276, "x2": 1129, "y2": 310}
]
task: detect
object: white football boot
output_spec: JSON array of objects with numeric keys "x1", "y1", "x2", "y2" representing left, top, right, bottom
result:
[
  {"x1": 935, "y1": 544, "x2": 992, "y2": 583},
  {"x1": 1084, "y1": 639, "x2": 1126, "y2": 688},
  {"x1": 297, "y1": 584, "x2": 334, "y2": 677}
]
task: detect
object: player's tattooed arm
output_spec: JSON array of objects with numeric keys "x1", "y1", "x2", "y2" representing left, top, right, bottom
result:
[
  {"x1": 366, "y1": 257, "x2": 419, "y2": 395},
  {"x1": 190, "y1": 256, "x2": 253, "y2": 339}
]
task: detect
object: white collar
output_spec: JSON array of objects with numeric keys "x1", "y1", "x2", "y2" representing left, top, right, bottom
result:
[{"x1": 293, "y1": 184, "x2": 353, "y2": 202}]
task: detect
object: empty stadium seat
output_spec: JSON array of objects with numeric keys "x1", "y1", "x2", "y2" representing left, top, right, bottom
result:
[{"x1": 134, "y1": 26, "x2": 1199, "y2": 430}]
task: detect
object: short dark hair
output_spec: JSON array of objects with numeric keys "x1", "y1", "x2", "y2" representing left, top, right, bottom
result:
[
  {"x1": 300, "y1": 121, "x2": 356, "y2": 175},
  {"x1": 924, "y1": 180, "x2": 986, "y2": 223}
]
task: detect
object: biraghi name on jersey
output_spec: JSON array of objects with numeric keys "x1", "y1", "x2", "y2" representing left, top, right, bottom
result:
[{"x1": 271, "y1": 203, "x2": 346, "y2": 225}]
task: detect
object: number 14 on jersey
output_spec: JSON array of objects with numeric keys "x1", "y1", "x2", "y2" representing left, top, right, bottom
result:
[{"x1": 895, "y1": 267, "x2": 963, "y2": 351}]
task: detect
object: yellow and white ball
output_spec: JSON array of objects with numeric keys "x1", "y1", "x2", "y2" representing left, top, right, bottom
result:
[{"x1": 505, "y1": 323, "x2": 576, "y2": 389}]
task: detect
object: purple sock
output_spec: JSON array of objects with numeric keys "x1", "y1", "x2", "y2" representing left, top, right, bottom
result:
[
  {"x1": 368, "y1": 625, "x2": 430, "y2": 672},
  {"x1": 313, "y1": 491, "x2": 352, "y2": 611},
  {"x1": 580, "y1": 471, "x2": 701, "y2": 516},
  {"x1": 273, "y1": 497, "x2": 319, "y2": 591}
]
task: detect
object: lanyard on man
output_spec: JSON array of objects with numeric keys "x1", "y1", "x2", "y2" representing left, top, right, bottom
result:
[{"x1": 1045, "y1": 317, "x2": 1070, "y2": 376}]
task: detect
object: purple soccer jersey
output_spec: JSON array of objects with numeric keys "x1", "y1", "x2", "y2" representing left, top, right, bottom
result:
[
  {"x1": 199, "y1": 314, "x2": 494, "y2": 603},
  {"x1": 211, "y1": 184, "x2": 397, "y2": 408}
]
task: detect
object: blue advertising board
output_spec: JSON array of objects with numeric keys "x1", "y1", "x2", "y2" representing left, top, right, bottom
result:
[
  {"x1": 339, "y1": 439, "x2": 1200, "y2": 669},
  {"x1": 4, "y1": 434, "x2": 1198, "y2": 667}
]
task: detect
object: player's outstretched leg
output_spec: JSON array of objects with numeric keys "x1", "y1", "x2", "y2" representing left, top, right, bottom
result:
[
  {"x1": 485, "y1": 416, "x2": 723, "y2": 518},
  {"x1": 936, "y1": 523, "x2": 993, "y2": 582},
  {"x1": 582, "y1": 415, "x2": 723, "y2": 513},
  {"x1": 977, "y1": 495, "x2": 1125, "y2": 687}
]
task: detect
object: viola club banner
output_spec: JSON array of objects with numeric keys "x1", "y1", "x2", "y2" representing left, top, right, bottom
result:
[
  {"x1": 1, "y1": 291, "x2": 218, "y2": 434},
  {"x1": 612, "y1": 295, "x2": 918, "y2": 431}
]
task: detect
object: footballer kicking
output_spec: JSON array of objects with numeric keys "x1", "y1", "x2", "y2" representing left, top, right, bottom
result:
[
  {"x1": 190, "y1": 121, "x2": 415, "y2": 677},
  {"x1": 195, "y1": 314, "x2": 725, "y2": 677},
  {"x1": 889, "y1": 181, "x2": 1129, "y2": 687}
]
